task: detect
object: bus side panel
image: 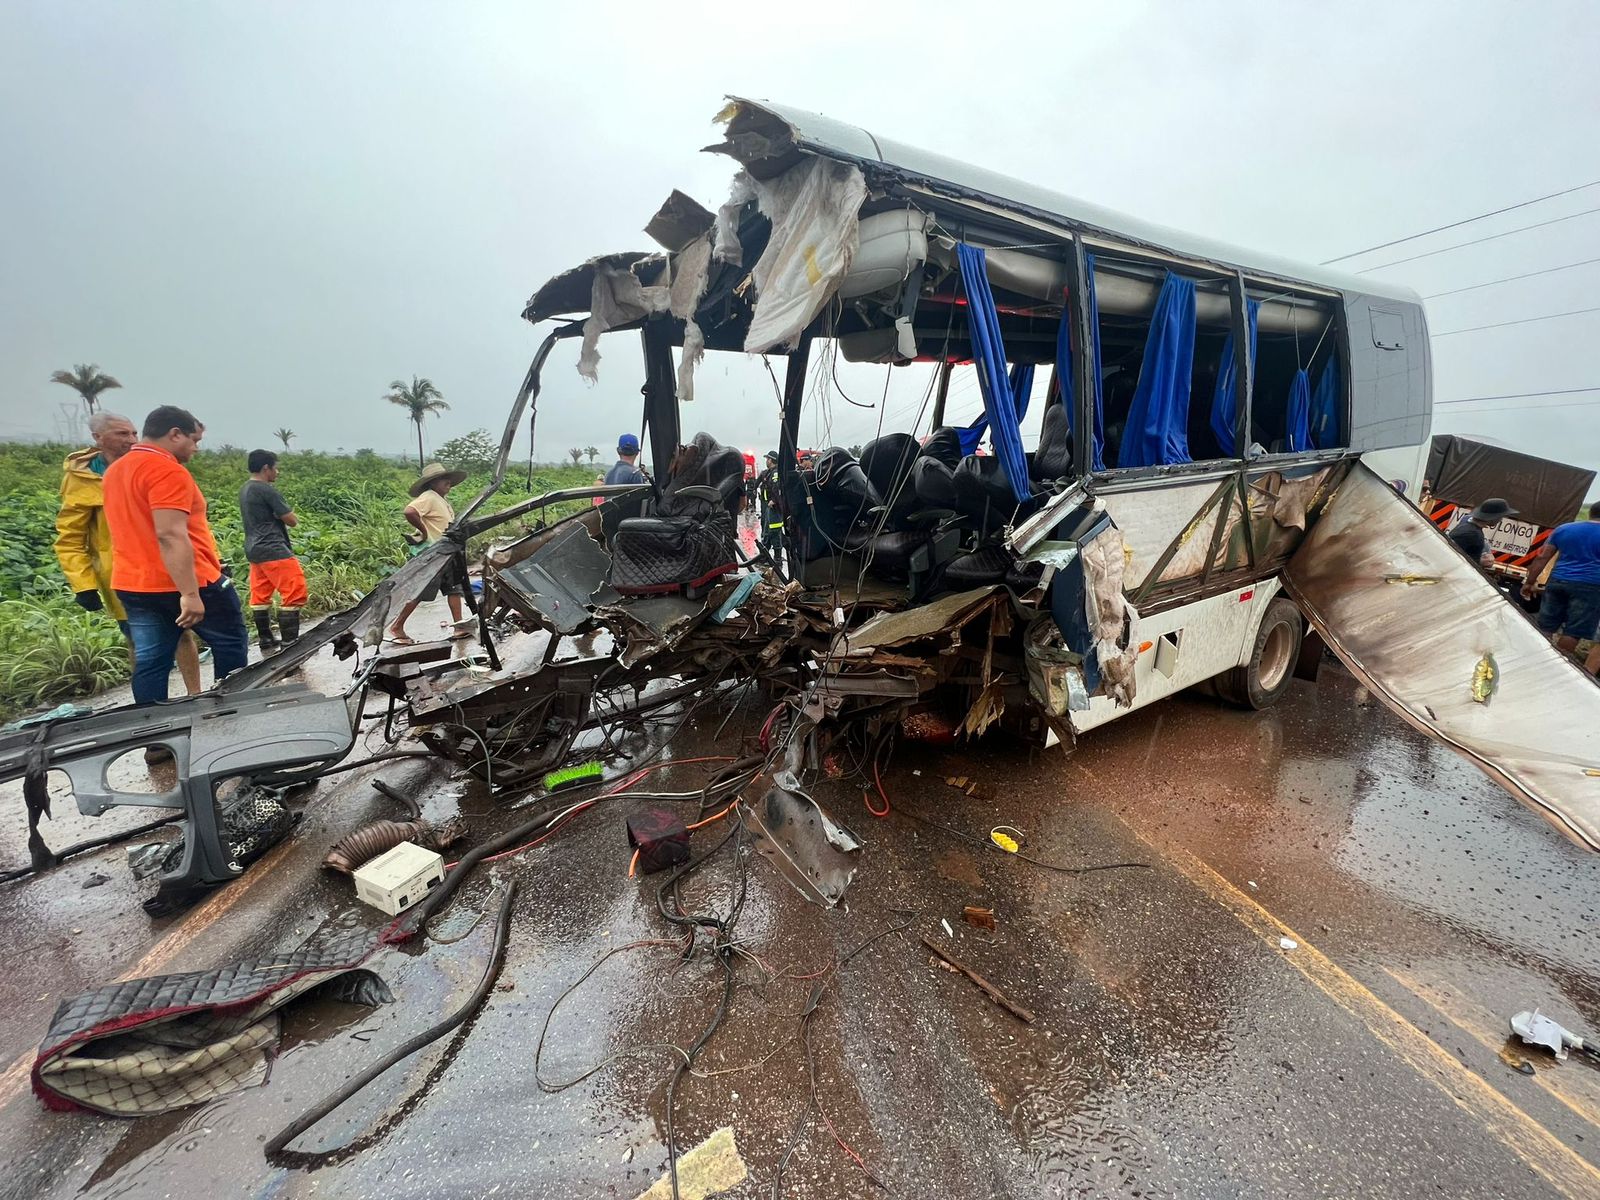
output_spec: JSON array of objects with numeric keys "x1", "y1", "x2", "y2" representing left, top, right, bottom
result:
[
  {"x1": 1069, "y1": 579, "x2": 1282, "y2": 734},
  {"x1": 1344, "y1": 292, "x2": 1431, "y2": 454}
]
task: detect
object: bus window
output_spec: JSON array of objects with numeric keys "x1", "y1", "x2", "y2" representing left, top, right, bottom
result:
[
  {"x1": 1247, "y1": 295, "x2": 1343, "y2": 454},
  {"x1": 1092, "y1": 258, "x2": 1236, "y2": 469}
]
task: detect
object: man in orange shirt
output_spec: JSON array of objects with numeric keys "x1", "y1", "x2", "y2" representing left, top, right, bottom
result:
[{"x1": 103, "y1": 405, "x2": 250, "y2": 703}]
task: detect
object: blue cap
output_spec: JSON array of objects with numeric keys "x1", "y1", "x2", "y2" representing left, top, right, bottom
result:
[{"x1": 618, "y1": 433, "x2": 640, "y2": 454}]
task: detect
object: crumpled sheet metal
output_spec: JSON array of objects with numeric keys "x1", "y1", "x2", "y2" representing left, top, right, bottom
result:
[
  {"x1": 1284, "y1": 462, "x2": 1600, "y2": 852},
  {"x1": 35, "y1": 930, "x2": 387, "y2": 1115},
  {"x1": 841, "y1": 586, "x2": 1001, "y2": 653},
  {"x1": 496, "y1": 523, "x2": 618, "y2": 634},
  {"x1": 746, "y1": 771, "x2": 861, "y2": 906}
]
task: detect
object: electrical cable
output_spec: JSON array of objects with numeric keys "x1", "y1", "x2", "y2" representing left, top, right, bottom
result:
[
  {"x1": 1320, "y1": 179, "x2": 1600, "y2": 264},
  {"x1": 1430, "y1": 306, "x2": 1600, "y2": 338},
  {"x1": 1423, "y1": 255, "x2": 1600, "y2": 300},
  {"x1": 0, "y1": 813, "x2": 184, "y2": 884},
  {"x1": 1436, "y1": 386, "x2": 1600, "y2": 406},
  {"x1": 895, "y1": 804, "x2": 1152, "y2": 875},
  {"x1": 264, "y1": 880, "x2": 517, "y2": 1159},
  {"x1": 1353, "y1": 205, "x2": 1600, "y2": 273}
]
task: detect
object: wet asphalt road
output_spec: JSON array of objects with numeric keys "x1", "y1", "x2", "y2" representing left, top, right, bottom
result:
[{"x1": 0, "y1": 626, "x2": 1597, "y2": 1199}]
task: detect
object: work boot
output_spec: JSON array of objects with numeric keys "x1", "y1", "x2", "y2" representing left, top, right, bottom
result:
[
  {"x1": 279, "y1": 609, "x2": 301, "y2": 643},
  {"x1": 254, "y1": 610, "x2": 281, "y2": 650}
]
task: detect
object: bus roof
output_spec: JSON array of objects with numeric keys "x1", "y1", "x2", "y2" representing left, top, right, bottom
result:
[{"x1": 716, "y1": 97, "x2": 1423, "y2": 307}]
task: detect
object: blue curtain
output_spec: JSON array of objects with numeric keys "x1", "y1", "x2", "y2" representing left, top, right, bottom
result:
[
  {"x1": 1209, "y1": 298, "x2": 1260, "y2": 456},
  {"x1": 1083, "y1": 254, "x2": 1107, "y2": 470},
  {"x1": 957, "y1": 363, "x2": 1034, "y2": 456},
  {"x1": 956, "y1": 243, "x2": 1032, "y2": 502},
  {"x1": 1117, "y1": 271, "x2": 1198, "y2": 468},
  {"x1": 1286, "y1": 369, "x2": 1311, "y2": 452},
  {"x1": 1309, "y1": 355, "x2": 1340, "y2": 449}
]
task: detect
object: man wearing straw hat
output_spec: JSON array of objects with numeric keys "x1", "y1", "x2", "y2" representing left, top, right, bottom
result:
[{"x1": 385, "y1": 461, "x2": 468, "y2": 645}]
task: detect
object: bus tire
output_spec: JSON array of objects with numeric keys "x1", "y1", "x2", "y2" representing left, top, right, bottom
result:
[{"x1": 1213, "y1": 598, "x2": 1303, "y2": 710}]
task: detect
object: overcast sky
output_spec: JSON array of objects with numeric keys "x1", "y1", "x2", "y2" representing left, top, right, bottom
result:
[{"x1": 3, "y1": 2, "x2": 1598, "y2": 474}]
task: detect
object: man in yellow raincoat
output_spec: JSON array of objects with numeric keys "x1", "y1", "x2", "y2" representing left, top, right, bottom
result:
[{"x1": 55, "y1": 411, "x2": 201, "y2": 694}]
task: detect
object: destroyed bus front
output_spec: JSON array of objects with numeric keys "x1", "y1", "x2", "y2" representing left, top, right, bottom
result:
[{"x1": 491, "y1": 96, "x2": 1432, "y2": 746}]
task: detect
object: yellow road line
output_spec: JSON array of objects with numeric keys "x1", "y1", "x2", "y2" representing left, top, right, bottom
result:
[
  {"x1": 0, "y1": 835, "x2": 298, "y2": 1110},
  {"x1": 1384, "y1": 966, "x2": 1600, "y2": 1134},
  {"x1": 1111, "y1": 813, "x2": 1600, "y2": 1199}
]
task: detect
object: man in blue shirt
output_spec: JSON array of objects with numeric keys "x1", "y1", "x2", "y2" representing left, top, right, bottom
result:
[
  {"x1": 1522, "y1": 501, "x2": 1600, "y2": 675},
  {"x1": 603, "y1": 434, "x2": 646, "y2": 486}
]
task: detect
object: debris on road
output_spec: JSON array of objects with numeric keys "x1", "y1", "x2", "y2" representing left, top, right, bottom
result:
[
  {"x1": 635, "y1": 1126, "x2": 749, "y2": 1200},
  {"x1": 1279, "y1": 937, "x2": 1298, "y2": 951},
  {"x1": 35, "y1": 929, "x2": 390, "y2": 1115},
  {"x1": 963, "y1": 905, "x2": 996, "y2": 930},
  {"x1": 323, "y1": 815, "x2": 467, "y2": 874},
  {"x1": 921, "y1": 935, "x2": 1035, "y2": 1024},
  {"x1": 1509, "y1": 1009, "x2": 1600, "y2": 1063}
]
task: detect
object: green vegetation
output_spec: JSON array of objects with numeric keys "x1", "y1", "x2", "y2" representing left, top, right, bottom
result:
[{"x1": 0, "y1": 439, "x2": 594, "y2": 717}]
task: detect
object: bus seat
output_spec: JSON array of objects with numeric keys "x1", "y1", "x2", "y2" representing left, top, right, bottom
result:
[{"x1": 609, "y1": 432, "x2": 743, "y2": 595}]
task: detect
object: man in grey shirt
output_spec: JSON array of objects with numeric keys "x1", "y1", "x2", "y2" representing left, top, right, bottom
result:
[
  {"x1": 603, "y1": 433, "x2": 646, "y2": 486},
  {"x1": 239, "y1": 449, "x2": 306, "y2": 648}
]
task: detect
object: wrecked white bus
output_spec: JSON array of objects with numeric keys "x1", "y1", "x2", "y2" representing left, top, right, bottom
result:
[
  {"x1": 8, "y1": 98, "x2": 1595, "y2": 919},
  {"x1": 496, "y1": 96, "x2": 1432, "y2": 745}
]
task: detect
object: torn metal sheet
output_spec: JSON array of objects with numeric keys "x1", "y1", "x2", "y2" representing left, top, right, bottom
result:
[
  {"x1": 841, "y1": 586, "x2": 1000, "y2": 652},
  {"x1": 746, "y1": 771, "x2": 861, "y2": 906},
  {"x1": 1285, "y1": 462, "x2": 1600, "y2": 852},
  {"x1": 597, "y1": 594, "x2": 713, "y2": 667},
  {"x1": 495, "y1": 523, "x2": 617, "y2": 635}
]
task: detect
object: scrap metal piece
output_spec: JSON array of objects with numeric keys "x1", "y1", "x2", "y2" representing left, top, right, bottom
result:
[
  {"x1": 841, "y1": 586, "x2": 1002, "y2": 653},
  {"x1": 496, "y1": 523, "x2": 618, "y2": 635},
  {"x1": 1284, "y1": 462, "x2": 1600, "y2": 852},
  {"x1": 745, "y1": 770, "x2": 861, "y2": 906}
]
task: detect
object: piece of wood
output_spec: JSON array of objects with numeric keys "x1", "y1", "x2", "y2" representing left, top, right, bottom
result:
[
  {"x1": 921, "y1": 935, "x2": 1034, "y2": 1023},
  {"x1": 962, "y1": 906, "x2": 996, "y2": 931}
]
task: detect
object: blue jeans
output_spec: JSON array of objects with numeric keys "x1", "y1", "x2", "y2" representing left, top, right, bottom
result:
[{"x1": 117, "y1": 579, "x2": 250, "y2": 703}]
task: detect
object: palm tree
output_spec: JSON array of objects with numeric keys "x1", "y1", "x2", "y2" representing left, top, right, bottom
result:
[
  {"x1": 50, "y1": 363, "x2": 122, "y2": 414},
  {"x1": 568, "y1": 447, "x2": 584, "y2": 467},
  {"x1": 273, "y1": 427, "x2": 296, "y2": 451},
  {"x1": 584, "y1": 445, "x2": 599, "y2": 464},
  {"x1": 384, "y1": 376, "x2": 450, "y2": 468}
]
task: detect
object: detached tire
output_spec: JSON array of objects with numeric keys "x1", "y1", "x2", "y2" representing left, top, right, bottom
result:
[{"x1": 1213, "y1": 597, "x2": 1303, "y2": 710}]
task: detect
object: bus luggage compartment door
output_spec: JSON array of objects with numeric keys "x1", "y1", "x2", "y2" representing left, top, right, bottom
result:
[{"x1": 1282, "y1": 462, "x2": 1600, "y2": 852}]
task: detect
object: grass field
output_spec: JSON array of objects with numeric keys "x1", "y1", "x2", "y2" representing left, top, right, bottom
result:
[{"x1": 0, "y1": 440, "x2": 596, "y2": 716}]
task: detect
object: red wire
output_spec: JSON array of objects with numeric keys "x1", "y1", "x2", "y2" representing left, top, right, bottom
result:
[
  {"x1": 446, "y1": 755, "x2": 738, "y2": 868},
  {"x1": 865, "y1": 758, "x2": 891, "y2": 818}
]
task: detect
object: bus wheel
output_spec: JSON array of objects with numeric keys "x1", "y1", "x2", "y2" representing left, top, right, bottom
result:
[{"x1": 1213, "y1": 598, "x2": 1303, "y2": 710}]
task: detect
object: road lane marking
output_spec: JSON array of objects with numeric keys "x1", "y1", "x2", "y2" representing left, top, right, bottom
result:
[
  {"x1": 1384, "y1": 967, "x2": 1600, "y2": 1134},
  {"x1": 0, "y1": 835, "x2": 298, "y2": 1111},
  {"x1": 1111, "y1": 813, "x2": 1600, "y2": 1199}
]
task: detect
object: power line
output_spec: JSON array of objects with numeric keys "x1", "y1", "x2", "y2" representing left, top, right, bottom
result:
[
  {"x1": 1437, "y1": 397, "x2": 1600, "y2": 417},
  {"x1": 1436, "y1": 386, "x2": 1600, "y2": 406},
  {"x1": 1320, "y1": 179, "x2": 1600, "y2": 264},
  {"x1": 1355, "y1": 206, "x2": 1600, "y2": 273},
  {"x1": 1423, "y1": 256, "x2": 1600, "y2": 300},
  {"x1": 1431, "y1": 306, "x2": 1600, "y2": 338}
]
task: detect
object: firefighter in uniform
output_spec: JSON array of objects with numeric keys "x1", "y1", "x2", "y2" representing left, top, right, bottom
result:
[{"x1": 755, "y1": 450, "x2": 785, "y2": 571}]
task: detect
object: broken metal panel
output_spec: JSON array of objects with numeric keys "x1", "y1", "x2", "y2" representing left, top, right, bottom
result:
[
  {"x1": 841, "y1": 586, "x2": 1002, "y2": 652},
  {"x1": 596, "y1": 594, "x2": 715, "y2": 668},
  {"x1": 1285, "y1": 463, "x2": 1600, "y2": 852},
  {"x1": 495, "y1": 523, "x2": 618, "y2": 635},
  {"x1": 745, "y1": 771, "x2": 861, "y2": 906}
]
